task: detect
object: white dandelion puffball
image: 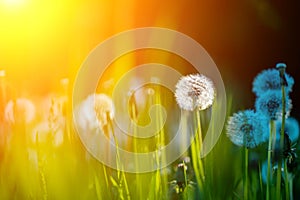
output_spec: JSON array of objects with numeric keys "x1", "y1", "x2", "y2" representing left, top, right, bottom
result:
[
  {"x1": 175, "y1": 74, "x2": 215, "y2": 111},
  {"x1": 75, "y1": 93, "x2": 114, "y2": 133},
  {"x1": 94, "y1": 94, "x2": 114, "y2": 127},
  {"x1": 75, "y1": 93, "x2": 114, "y2": 157},
  {"x1": 4, "y1": 98, "x2": 36, "y2": 124}
]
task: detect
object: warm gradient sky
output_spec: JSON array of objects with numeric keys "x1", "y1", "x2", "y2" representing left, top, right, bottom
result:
[{"x1": 0, "y1": 0, "x2": 299, "y2": 117}]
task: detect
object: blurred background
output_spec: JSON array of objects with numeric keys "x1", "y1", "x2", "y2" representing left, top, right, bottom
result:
[{"x1": 0, "y1": 0, "x2": 299, "y2": 119}]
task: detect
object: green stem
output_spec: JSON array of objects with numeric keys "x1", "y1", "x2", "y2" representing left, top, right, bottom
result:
[
  {"x1": 267, "y1": 120, "x2": 275, "y2": 200},
  {"x1": 102, "y1": 164, "x2": 111, "y2": 199},
  {"x1": 36, "y1": 137, "x2": 48, "y2": 200},
  {"x1": 191, "y1": 139, "x2": 202, "y2": 189},
  {"x1": 284, "y1": 161, "x2": 290, "y2": 200},
  {"x1": 110, "y1": 118, "x2": 130, "y2": 200},
  {"x1": 244, "y1": 147, "x2": 248, "y2": 200},
  {"x1": 156, "y1": 89, "x2": 168, "y2": 197},
  {"x1": 183, "y1": 161, "x2": 188, "y2": 199},
  {"x1": 288, "y1": 174, "x2": 293, "y2": 200},
  {"x1": 195, "y1": 111, "x2": 205, "y2": 178},
  {"x1": 191, "y1": 110, "x2": 205, "y2": 194},
  {"x1": 258, "y1": 162, "x2": 264, "y2": 199},
  {"x1": 276, "y1": 76, "x2": 286, "y2": 200},
  {"x1": 130, "y1": 96, "x2": 142, "y2": 199},
  {"x1": 183, "y1": 161, "x2": 188, "y2": 189}
]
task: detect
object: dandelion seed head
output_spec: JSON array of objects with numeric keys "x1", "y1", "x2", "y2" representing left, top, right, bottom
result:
[
  {"x1": 255, "y1": 90, "x2": 292, "y2": 120},
  {"x1": 276, "y1": 117, "x2": 299, "y2": 142},
  {"x1": 182, "y1": 156, "x2": 191, "y2": 164},
  {"x1": 177, "y1": 163, "x2": 188, "y2": 171},
  {"x1": 226, "y1": 110, "x2": 268, "y2": 148},
  {"x1": 252, "y1": 69, "x2": 294, "y2": 95},
  {"x1": 4, "y1": 98, "x2": 36, "y2": 124},
  {"x1": 276, "y1": 63, "x2": 287, "y2": 70},
  {"x1": 74, "y1": 94, "x2": 114, "y2": 158},
  {"x1": 75, "y1": 93, "x2": 114, "y2": 134},
  {"x1": 175, "y1": 74, "x2": 215, "y2": 111},
  {"x1": 94, "y1": 94, "x2": 114, "y2": 128}
]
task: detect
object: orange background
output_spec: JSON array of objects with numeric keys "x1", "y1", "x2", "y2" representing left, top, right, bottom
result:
[{"x1": 0, "y1": 0, "x2": 299, "y2": 117}]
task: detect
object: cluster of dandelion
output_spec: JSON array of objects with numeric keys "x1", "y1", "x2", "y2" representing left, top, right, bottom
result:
[
  {"x1": 226, "y1": 63, "x2": 299, "y2": 200},
  {"x1": 1, "y1": 66, "x2": 220, "y2": 200},
  {"x1": 2, "y1": 62, "x2": 299, "y2": 199}
]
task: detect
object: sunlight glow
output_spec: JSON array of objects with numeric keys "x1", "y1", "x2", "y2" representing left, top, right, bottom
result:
[{"x1": 3, "y1": 0, "x2": 25, "y2": 6}]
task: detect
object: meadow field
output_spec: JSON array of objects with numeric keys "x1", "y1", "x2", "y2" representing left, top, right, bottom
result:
[{"x1": 0, "y1": 63, "x2": 299, "y2": 200}]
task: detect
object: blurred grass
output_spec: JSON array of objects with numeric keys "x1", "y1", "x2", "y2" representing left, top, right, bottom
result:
[{"x1": 0, "y1": 86, "x2": 299, "y2": 200}]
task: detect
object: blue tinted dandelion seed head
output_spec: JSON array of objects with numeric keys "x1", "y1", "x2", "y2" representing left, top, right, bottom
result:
[
  {"x1": 226, "y1": 110, "x2": 269, "y2": 148},
  {"x1": 276, "y1": 117, "x2": 299, "y2": 142},
  {"x1": 276, "y1": 63, "x2": 287, "y2": 69},
  {"x1": 255, "y1": 90, "x2": 292, "y2": 121},
  {"x1": 252, "y1": 69, "x2": 294, "y2": 96}
]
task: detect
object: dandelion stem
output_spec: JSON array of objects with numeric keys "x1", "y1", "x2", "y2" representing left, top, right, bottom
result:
[
  {"x1": 276, "y1": 70, "x2": 286, "y2": 200},
  {"x1": 182, "y1": 160, "x2": 189, "y2": 199},
  {"x1": 190, "y1": 110, "x2": 205, "y2": 194},
  {"x1": 157, "y1": 90, "x2": 168, "y2": 196},
  {"x1": 258, "y1": 162, "x2": 264, "y2": 199},
  {"x1": 284, "y1": 161, "x2": 290, "y2": 200},
  {"x1": 288, "y1": 173, "x2": 293, "y2": 200},
  {"x1": 191, "y1": 139, "x2": 202, "y2": 191},
  {"x1": 244, "y1": 147, "x2": 248, "y2": 200},
  {"x1": 109, "y1": 116, "x2": 130, "y2": 200},
  {"x1": 129, "y1": 93, "x2": 142, "y2": 199},
  {"x1": 36, "y1": 135, "x2": 48, "y2": 200},
  {"x1": 155, "y1": 87, "x2": 168, "y2": 197},
  {"x1": 195, "y1": 110, "x2": 205, "y2": 179},
  {"x1": 102, "y1": 164, "x2": 110, "y2": 194},
  {"x1": 267, "y1": 120, "x2": 275, "y2": 200}
]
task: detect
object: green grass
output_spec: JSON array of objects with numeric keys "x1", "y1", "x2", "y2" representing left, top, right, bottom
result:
[{"x1": 0, "y1": 87, "x2": 299, "y2": 200}]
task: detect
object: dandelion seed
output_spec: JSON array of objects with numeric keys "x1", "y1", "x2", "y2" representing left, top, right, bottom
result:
[
  {"x1": 175, "y1": 74, "x2": 215, "y2": 111},
  {"x1": 276, "y1": 117, "x2": 299, "y2": 142},
  {"x1": 255, "y1": 90, "x2": 292, "y2": 121},
  {"x1": 4, "y1": 98, "x2": 36, "y2": 124},
  {"x1": 252, "y1": 68, "x2": 294, "y2": 96},
  {"x1": 226, "y1": 110, "x2": 268, "y2": 148}
]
